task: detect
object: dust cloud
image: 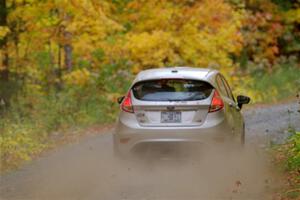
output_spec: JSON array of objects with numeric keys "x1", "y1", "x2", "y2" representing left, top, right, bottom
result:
[
  {"x1": 111, "y1": 144, "x2": 280, "y2": 200},
  {"x1": 2, "y1": 101, "x2": 298, "y2": 200},
  {"x1": 1, "y1": 138, "x2": 281, "y2": 200}
]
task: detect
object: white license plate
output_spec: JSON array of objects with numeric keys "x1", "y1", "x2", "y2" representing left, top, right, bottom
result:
[{"x1": 161, "y1": 111, "x2": 181, "y2": 123}]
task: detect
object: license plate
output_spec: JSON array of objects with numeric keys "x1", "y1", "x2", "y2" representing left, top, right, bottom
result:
[{"x1": 161, "y1": 111, "x2": 181, "y2": 123}]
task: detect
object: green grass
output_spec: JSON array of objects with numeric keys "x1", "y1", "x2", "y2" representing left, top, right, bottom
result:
[
  {"x1": 286, "y1": 131, "x2": 300, "y2": 171},
  {"x1": 274, "y1": 131, "x2": 300, "y2": 199},
  {"x1": 250, "y1": 64, "x2": 300, "y2": 102},
  {"x1": 0, "y1": 86, "x2": 121, "y2": 171}
]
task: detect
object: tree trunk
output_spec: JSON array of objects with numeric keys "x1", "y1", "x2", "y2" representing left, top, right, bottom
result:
[
  {"x1": 58, "y1": 44, "x2": 62, "y2": 69},
  {"x1": 0, "y1": 0, "x2": 9, "y2": 81},
  {"x1": 63, "y1": 31, "x2": 72, "y2": 71}
]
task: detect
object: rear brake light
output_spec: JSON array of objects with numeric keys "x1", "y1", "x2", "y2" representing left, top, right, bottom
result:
[
  {"x1": 121, "y1": 91, "x2": 134, "y2": 113},
  {"x1": 209, "y1": 90, "x2": 224, "y2": 113}
]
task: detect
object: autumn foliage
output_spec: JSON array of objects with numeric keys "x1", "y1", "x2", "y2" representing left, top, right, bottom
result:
[{"x1": 0, "y1": 0, "x2": 299, "y2": 89}]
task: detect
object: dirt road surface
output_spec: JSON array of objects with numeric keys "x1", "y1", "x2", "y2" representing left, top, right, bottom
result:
[{"x1": 1, "y1": 100, "x2": 299, "y2": 200}]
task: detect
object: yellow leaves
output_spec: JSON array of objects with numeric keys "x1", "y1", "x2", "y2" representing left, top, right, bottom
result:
[
  {"x1": 125, "y1": 31, "x2": 178, "y2": 73},
  {"x1": 63, "y1": 68, "x2": 91, "y2": 86},
  {"x1": 59, "y1": 0, "x2": 124, "y2": 58},
  {"x1": 0, "y1": 124, "x2": 47, "y2": 170},
  {"x1": 176, "y1": 5, "x2": 241, "y2": 68},
  {"x1": 121, "y1": 0, "x2": 243, "y2": 74},
  {"x1": 128, "y1": 1, "x2": 175, "y2": 32},
  {"x1": 65, "y1": 0, "x2": 123, "y2": 34},
  {"x1": 0, "y1": 27, "x2": 9, "y2": 71},
  {"x1": 284, "y1": 8, "x2": 300, "y2": 24},
  {"x1": 5, "y1": 0, "x2": 245, "y2": 78},
  {"x1": 0, "y1": 26, "x2": 10, "y2": 39},
  {"x1": 5, "y1": 0, "x2": 125, "y2": 75}
]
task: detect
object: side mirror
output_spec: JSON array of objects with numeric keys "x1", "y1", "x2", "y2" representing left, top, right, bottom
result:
[
  {"x1": 237, "y1": 95, "x2": 250, "y2": 109},
  {"x1": 117, "y1": 96, "x2": 125, "y2": 104}
]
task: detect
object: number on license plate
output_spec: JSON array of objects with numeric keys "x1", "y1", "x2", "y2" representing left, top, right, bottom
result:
[{"x1": 161, "y1": 111, "x2": 181, "y2": 123}]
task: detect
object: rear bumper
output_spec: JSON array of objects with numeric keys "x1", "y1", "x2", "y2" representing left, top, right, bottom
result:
[{"x1": 114, "y1": 117, "x2": 234, "y2": 154}]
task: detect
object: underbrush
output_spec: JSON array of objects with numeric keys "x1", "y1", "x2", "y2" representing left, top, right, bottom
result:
[
  {"x1": 234, "y1": 62, "x2": 300, "y2": 103},
  {"x1": 0, "y1": 66, "x2": 133, "y2": 171},
  {"x1": 274, "y1": 131, "x2": 300, "y2": 199},
  {"x1": 0, "y1": 87, "x2": 120, "y2": 171}
]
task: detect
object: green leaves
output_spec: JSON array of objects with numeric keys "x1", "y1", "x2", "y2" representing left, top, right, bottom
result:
[{"x1": 288, "y1": 131, "x2": 300, "y2": 170}]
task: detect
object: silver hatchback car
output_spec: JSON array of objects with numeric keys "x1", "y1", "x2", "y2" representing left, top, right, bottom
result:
[{"x1": 114, "y1": 67, "x2": 250, "y2": 156}]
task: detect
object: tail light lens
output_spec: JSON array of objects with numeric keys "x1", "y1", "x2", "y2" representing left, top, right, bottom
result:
[
  {"x1": 121, "y1": 91, "x2": 134, "y2": 113},
  {"x1": 209, "y1": 90, "x2": 224, "y2": 113}
]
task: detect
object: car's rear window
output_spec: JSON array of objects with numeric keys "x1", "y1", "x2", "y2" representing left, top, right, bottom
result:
[{"x1": 132, "y1": 79, "x2": 213, "y2": 101}]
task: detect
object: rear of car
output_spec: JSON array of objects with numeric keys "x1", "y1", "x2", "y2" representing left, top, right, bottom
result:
[{"x1": 114, "y1": 67, "x2": 240, "y2": 155}]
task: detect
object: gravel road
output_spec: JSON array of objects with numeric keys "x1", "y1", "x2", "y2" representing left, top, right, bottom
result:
[{"x1": 1, "y1": 100, "x2": 299, "y2": 200}]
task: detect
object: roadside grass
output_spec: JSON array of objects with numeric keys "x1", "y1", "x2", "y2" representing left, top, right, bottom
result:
[
  {"x1": 242, "y1": 63, "x2": 300, "y2": 103},
  {"x1": 273, "y1": 130, "x2": 300, "y2": 199},
  {"x1": 0, "y1": 63, "x2": 134, "y2": 172},
  {"x1": 271, "y1": 83, "x2": 300, "y2": 200},
  {"x1": 0, "y1": 88, "x2": 119, "y2": 172}
]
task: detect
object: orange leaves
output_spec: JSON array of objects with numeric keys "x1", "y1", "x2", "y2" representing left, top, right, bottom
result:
[
  {"x1": 242, "y1": 7, "x2": 284, "y2": 65},
  {"x1": 191, "y1": 0, "x2": 234, "y2": 32}
]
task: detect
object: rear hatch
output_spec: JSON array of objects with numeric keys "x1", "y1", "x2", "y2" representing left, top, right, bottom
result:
[{"x1": 131, "y1": 79, "x2": 213, "y2": 127}]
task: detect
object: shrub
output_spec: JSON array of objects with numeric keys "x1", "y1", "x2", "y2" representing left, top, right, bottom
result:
[{"x1": 287, "y1": 131, "x2": 300, "y2": 170}]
